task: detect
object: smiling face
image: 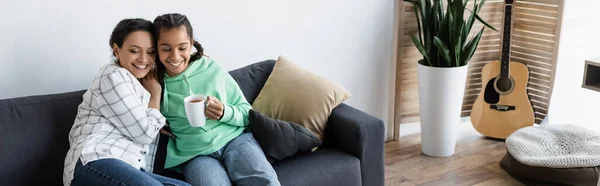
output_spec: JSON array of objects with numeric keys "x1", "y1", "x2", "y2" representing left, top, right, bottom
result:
[
  {"x1": 157, "y1": 26, "x2": 192, "y2": 77},
  {"x1": 113, "y1": 31, "x2": 156, "y2": 78}
]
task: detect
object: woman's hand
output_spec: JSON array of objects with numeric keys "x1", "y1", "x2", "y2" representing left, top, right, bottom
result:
[
  {"x1": 141, "y1": 69, "x2": 162, "y2": 109},
  {"x1": 205, "y1": 96, "x2": 224, "y2": 120},
  {"x1": 141, "y1": 69, "x2": 162, "y2": 95}
]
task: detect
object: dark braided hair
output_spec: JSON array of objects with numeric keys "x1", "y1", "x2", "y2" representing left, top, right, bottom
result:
[
  {"x1": 109, "y1": 18, "x2": 154, "y2": 64},
  {"x1": 152, "y1": 13, "x2": 204, "y2": 82}
]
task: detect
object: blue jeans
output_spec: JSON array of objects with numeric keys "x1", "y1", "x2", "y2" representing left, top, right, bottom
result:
[
  {"x1": 72, "y1": 158, "x2": 190, "y2": 186},
  {"x1": 181, "y1": 132, "x2": 280, "y2": 186}
]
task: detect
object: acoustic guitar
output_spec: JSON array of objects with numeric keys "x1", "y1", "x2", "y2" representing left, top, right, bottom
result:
[{"x1": 470, "y1": 0, "x2": 534, "y2": 139}]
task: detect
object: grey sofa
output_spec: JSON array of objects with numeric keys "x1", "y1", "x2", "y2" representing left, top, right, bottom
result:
[{"x1": 0, "y1": 59, "x2": 385, "y2": 186}]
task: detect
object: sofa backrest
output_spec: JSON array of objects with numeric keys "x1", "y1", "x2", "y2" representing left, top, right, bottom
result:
[
  {"x1": 0, "y1": 59, "x2": 275, "y2": 186},
  {"x1": 0, "y1": 90, "x2": 86, "y2": 186}
]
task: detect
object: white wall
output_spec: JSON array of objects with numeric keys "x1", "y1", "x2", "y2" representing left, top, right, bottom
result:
[
  {"x1": 547, "y1": 0, "x2": 600, "y2": 132},
  {"x1": 0, "y1": 0, "x2": 396, "y2": 137}
]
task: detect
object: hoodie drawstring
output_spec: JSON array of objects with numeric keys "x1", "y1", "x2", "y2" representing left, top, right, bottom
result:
[
  {"x1": 184, "y1": 75, "x2": 194, "y2": 95},
  {"x1": 163, "y1": 82, "x2": 169, "y2": 112}
]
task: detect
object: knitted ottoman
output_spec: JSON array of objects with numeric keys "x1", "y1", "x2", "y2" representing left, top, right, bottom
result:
[{"x1": 500, "y1": 124, "x2": 600, "y2": 186}]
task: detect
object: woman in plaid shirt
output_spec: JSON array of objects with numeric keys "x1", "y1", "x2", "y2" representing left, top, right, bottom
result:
[{"x1": 62, "y1": 18, "x2": 190, "y2": 186}]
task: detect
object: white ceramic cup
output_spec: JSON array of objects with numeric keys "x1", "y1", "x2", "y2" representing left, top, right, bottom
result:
[{"x1": 184, "y1": 94, "x2": 207, "y2": 127}]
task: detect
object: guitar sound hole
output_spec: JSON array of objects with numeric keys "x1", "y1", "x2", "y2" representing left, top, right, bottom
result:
[
  {"x1": 484, "y1": 78, "x2": 500, "y2": 104},
  {"x1": 496, "y1": 77, "x2": 513, "y2": 93}
]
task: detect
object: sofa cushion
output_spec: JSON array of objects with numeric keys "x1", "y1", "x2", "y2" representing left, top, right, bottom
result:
[
  {"x1": 156, "y1": 148, "x2": 362, "y2": 186},
  {"x1": 252, "y1": 56, "x2": 351, "y2": 140},
  {"x1": 0, "y1": 90, "x2": 85, "y2": 186},
  {"x1": 248, "y1": 109, "x2": 321, "y2": 164},
  {"x1": 500, "y1": 150, "x2": 600, "y2": 186},
  {"x1": 228, "y1": 59, "x2": 276, "y2": 105},
  {"x1": 273, "y1": 148, "x2": 361, "y2": 186}
]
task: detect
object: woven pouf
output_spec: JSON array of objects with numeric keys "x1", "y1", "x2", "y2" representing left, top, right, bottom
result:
[{"x1": 500, "y1": 124, "x2": 600, "y2": 186}]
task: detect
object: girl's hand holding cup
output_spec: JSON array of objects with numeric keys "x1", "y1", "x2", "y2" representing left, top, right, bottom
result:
[{"x1": 205, "y1": 96, "x2": 224, "y2": 121}]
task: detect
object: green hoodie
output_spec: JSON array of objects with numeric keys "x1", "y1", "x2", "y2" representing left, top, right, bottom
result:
[{"x1": 160, "y1": 57, "x2": 251, "y2": 169}]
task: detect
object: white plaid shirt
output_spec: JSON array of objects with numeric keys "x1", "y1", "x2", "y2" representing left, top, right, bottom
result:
[{"x1": 63, "y1": 63, "x2": 165, "y2": 186}]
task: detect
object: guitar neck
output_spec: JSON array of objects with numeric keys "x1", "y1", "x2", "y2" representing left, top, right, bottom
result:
[{"x1": 501, "y1": 3, "x2": 513, "y2": 78}]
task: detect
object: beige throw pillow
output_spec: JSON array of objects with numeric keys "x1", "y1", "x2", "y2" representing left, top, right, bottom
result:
[{"x1": 252, "y1": 56, "x2": 351, "y2": 140}]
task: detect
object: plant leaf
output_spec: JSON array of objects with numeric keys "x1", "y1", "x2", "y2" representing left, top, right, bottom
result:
[
  {"x1": 434, "y1": 36, "x2": 452, "y2": 67},
  {"x1": 453, "y1": 0, "x2": 464, "y2": 49},
  {"x1": 455, "y1": 28, "x2": 463, "y2": 66},
  {"x1": 417, "y1": 0, "x2": 431, "y2": 60},
  {"x1": 437, "y1": 0, "x2": 444, "y2": 21},
  {"x1": 412, "y1": 4, "x2": 424, "y2": 46},
  {"x1": 448, "y1": 4, "x2": 455, "y2": 67},
  {"x1": 437, "y1": 4, "x2": 450, "y2": 66},
  {"x1": 462, "y1": 28, "x2": 485, "y2": 65},
  {"x1": 440, "y1": 5, "x2": 450, "y2": 40},
  {"x1": 411, "y1": 34, "x2": 431, "y2": 66},
  {"x1": 463, "y1": 5, "x2": 477, "y2": 45},
  {"x1": 433, "y1": 0, "x2": 440, "y2": 36},
  {"x1": 474, "y1": 11, "x2": 498, "y2": 31},
  {"x1": 434, "y1": 0, "x2": 445, "y2": 66}
]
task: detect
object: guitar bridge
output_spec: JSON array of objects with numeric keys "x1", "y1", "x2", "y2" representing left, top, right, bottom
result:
[{"x1": 490, "y1": 105, "x2": 515, "y2": 111}]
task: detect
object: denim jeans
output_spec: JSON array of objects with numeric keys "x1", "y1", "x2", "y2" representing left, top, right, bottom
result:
[
  {"x1": 72, "y1": 158, "x2": 190, "y2": 186},
  {"x1": 181, "y1": 132, "x2": 281, "y2": 186}
]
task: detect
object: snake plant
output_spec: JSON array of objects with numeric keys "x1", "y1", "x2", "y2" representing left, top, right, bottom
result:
[{"x1": 404, "y1": 0, "x2": 497, "y2": 67}]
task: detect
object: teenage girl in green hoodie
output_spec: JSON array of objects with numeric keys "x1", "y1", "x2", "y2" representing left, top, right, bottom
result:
[{"x1": 152, "y1": 13, "x2": 280, "y2": 186}]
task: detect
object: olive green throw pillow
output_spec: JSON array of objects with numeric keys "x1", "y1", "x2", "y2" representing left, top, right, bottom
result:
[{"x1": 252, "y1": 56, "x2": 351, "y2": 140}]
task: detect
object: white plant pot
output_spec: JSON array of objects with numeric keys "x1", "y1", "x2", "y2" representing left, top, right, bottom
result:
[{"x1": 417, "y1": 61, "x2": 468, "y2": 157}]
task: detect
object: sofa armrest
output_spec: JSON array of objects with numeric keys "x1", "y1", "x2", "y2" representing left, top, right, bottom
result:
[{"x1": 323, "y1": 103, "x2": 385, "y2": 186}]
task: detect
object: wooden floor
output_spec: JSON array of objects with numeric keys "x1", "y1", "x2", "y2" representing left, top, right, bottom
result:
[{"x1": 384, "y1": 130, "x2": 523, "y2": 186}]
